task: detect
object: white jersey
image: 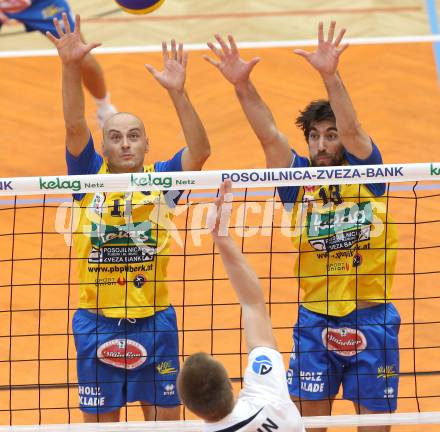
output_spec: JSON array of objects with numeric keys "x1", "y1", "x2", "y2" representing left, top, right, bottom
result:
[{"x1": 203, "y1": 347, "x2": 305, "y2": 432}]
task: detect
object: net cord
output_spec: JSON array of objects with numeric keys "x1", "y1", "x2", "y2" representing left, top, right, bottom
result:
[{"x1": 1, "y1": 162, "x2": 439, "y2": 196}]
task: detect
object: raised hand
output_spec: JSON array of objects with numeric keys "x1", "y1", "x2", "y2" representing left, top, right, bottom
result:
[
  {"x1": 46, "y1": 13, "x2": 101, "y2": 66},
  {"x1": 294, "y1": 21, "x2": 348, "y2": 77},
  {"x1": 207, "y1": 180, "x2": 233, "y2": 238},
  {"x1": 145, "y1": 40, "x2": 187, "y2": 92},
  {"x1": 204, "y1": 34, "x2": 260, "y2": 86}
]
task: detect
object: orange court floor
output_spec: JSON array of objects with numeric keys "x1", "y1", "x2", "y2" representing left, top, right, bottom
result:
[{"x1": 1, "y1": 42, "x2": 440, "y2": 431}]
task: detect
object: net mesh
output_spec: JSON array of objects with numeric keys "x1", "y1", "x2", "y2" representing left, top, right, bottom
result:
[{"x1": 1, "y1": 164, "x2": 440, "y2": 430}]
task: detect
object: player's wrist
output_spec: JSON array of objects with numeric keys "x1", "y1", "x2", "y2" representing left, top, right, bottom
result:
[{"x1": 234, "y1": 79, "x2": 252, "y2": 93}]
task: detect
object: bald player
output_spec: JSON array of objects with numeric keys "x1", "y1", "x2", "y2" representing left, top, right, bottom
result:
[
  {"x1": 48, "y1": 13, "x2": 210, "y2": 422},
  {"x1": 0, "y1": 0, "x2": 116, "y2": 126},
  {"x1": 178, "y1": 180, "x2": 305, "y2": 432}
]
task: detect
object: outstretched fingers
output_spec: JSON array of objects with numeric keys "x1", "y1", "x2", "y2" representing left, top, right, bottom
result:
[
  {"x1": 326, "y1": 20, "x2": 336, "y2": 43},
  {"x1": 85, "y1": 41, "x2": 102, "y2": 54},
  {"x1": 53, "y1": 17, "x2": 65, "y2": 38},
  {"x1": 177, "y1": 42, "x2": 183, "y2": 63},
  {"x1": 334, "y1": 27, "x2": 347, "y2": 47},
  {"x1": 203, "y1": 54, "x2": 220, "y2": 68},
  {"x1": 215, "y1": 34, "x2": 230, "y2": 56},
  {"x1": 45, "y1": 30, "x2": 59, "y2": 46},
  {"x1": 337, "y1": 43, "x2": 349, "y2": 55},
  {"x1": 293, "y1": 48, "x2": 310, "y2": 59},
  {"x1": 318, "y1": 22, "x2": 324, "y2": 43},
  {"x1": 228, "y1": 35, "x2": 238, "y2": 54},
  {"x1": 162, "y1": 41, "x2": 169, "y2": 63},
  {"x1": 207, "y1": 41, "x2": 223, "y2": 59},
  {"x1": 74, "y1": 14, "x2": 81, "y2": 35},
  {"x1": 62, "y1": 12, "x2": 71, "y2": 34},
  {"x1": 145, "y1": 63, "x2": 159, "y2": 78},
  {"x1": 170, "y1": 39, "x2": 177, "y2": 60}
]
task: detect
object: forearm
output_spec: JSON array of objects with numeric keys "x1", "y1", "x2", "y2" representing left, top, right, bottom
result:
[
  {"x1": 234, "y1": 80, "x2": 280, "y2": 144},
  {"x1": 168, "y1": 89, "x2": 210, "y2": 167},
  {"x1": 322, "y1": 72, "x2": 371, "y2": 156},
  {"x1": 322, "y1": 73, "x2": 360, "y2": 132},
  {"x1": 62, "y1": 64, "x2": 87, "y2": 131},
  {"x1": 213, "y1": 234, "x2": 265, "y2": 306}
]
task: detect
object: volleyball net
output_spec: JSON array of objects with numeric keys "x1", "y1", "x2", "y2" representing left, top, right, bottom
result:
[{"x1": 1, "y1": 163, "x2": 440, "y2": 430}]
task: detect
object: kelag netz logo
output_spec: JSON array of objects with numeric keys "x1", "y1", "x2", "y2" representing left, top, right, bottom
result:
[
  {"x1": 431, "y1": 164, "x2": 440, "y2": 176},
  {"x1": 131, "y1": 173, "x2": 172, "y2": 188},
  {"x1": 39, "y1": 177, "x2": 81, "y2": 192}
]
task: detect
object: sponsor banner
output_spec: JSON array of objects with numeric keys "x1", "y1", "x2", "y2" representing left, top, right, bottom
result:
[
  {"x1": 0, "y1": 180, "x2": 13, "y2": 191},
  {"x1": 0, "y1": 163, "x2": 438, "y2": 196}
]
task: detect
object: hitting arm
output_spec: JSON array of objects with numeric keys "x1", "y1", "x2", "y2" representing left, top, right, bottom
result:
[{"x1": 210, "y1": 181, "x2": 277, "y2": 352}]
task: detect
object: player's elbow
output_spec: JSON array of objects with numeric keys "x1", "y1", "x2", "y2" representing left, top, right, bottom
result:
[
  {"x1": 260, "y1": 129, "x2": 286, "y2": 149},
  {"x1": 191, "y1": 142, "x2": 211, "y2": 170}
]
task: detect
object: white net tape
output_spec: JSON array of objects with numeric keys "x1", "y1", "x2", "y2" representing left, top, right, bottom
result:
[{"x1": 0, "y1": 162, "x2": 439, "y2": 196}]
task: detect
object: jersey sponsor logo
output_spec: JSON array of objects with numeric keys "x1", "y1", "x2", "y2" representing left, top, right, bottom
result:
[
  {"x1": 87, "y1": 263, "x2": 153, "y2": 274},
  {"x1": 0, "y1": 181, "x2": 13, "y2": 191},
  {"x1": 156, "y1": 360, "x2": 178, "y2": 375},
  {"x1": 286, "y1": 368, "x2": 294, "y2": 385},
  {"x1": 384, "y1": 387, "x2": 395, "y2": 398},
  {"x1": 94, "y1": 277, "x2": 118, "y2": 287},
  {"x1": 88, "y1": 221, "x2": 158, "y2": 265},
  {"x1": 97, "y1": 338, "x2": 147, "y2": 370},
  {"x1": 252, "y1": 355, "x2": 273, "y2": 375},
  {"x1": 133, "y1": 274, "x2": 146, "y2": 288},
  {"x1": 78, "y1": 385, "x2": 105, "y2": 407},
  {"x1": 327, "y1": 262, "x2": 350, "y2": 272},
  {"x1": 89, "y1": 245, "x2": 156, "y2": 264},
  {"x1": 377, "y1": 365, "x2": 398, "y2": 379},
  {"x1": 322, "y1": 327, "x2": 367, "y2": 356},
  {"x1": 91, "y1": 193, "x2": 105, "y2": 215},
  {"x1": 42, "y1": 5, "x2": 66, "y2": 19},
  {"x1": 299, "y1": 370, "x2": 325, "y2": 393},
  {"x1": 307, "y1": 201, "x2": 373, "y2": 252},
  {"x1": 94, "y1": 276, "x2": 126, "y2": 287},
  {"x1": 352, "y1": 253, "x2": 363, "y2": 267},
  {"x1": 163, "y1": 384, "x2": 175, "y2": 396}
]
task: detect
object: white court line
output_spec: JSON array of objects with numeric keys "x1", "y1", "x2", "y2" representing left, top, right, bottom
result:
[{"x1": 1, "y1": 34, "x2": 440, "y2": 58}]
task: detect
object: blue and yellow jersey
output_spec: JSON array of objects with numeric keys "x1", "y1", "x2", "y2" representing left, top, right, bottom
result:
[
  {"x1": 278, "y1": 144, "x2": 398, "y2": 317},
  {"x1": 4, "y1": 0, "x2": 75, "y2": 34},
  {"x1": 66, "y1": 134, "x2": 184, "y2": 318}
]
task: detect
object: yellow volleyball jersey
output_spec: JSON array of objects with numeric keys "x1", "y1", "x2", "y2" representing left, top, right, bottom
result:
[
  {"x1": 289, "y1": 182, "x2": 398, "y2": 317},
  {"x1": 72, "y1": 161, "x2": 176, "y2": 318}
]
